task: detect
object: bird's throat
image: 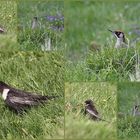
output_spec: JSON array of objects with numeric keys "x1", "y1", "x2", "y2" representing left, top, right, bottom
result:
[{"x1": 115, "y1": 38, "x2": 126, "y2": 48}]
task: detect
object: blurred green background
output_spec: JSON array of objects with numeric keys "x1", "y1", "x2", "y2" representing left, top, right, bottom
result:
[{"x1": 117, "y1": 82, "x2": 140, "y2": 139}]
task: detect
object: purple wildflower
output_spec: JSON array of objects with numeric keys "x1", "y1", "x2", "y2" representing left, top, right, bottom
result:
[
  {"x1": 45, "y1": 15, "x2": 64, "y2": 22},
  {"x1": 50, "y1": 25, "x2": 64, "y2": 31}
]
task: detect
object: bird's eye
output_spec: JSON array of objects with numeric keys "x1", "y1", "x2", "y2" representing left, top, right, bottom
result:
[
  {"x1": 118, "y1": 32, "x2": 121, "y2": 35},
  {"x1": 115, "y1": 31, "x2": 120, "y2": 36}
]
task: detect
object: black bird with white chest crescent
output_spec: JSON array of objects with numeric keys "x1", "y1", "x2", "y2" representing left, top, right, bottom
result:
[{"x1": 0, "y1": 81, "x2": 58, "y2": 114}]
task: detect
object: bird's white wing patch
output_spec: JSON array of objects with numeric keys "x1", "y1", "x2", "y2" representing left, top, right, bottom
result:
[{"x1": 2, "y1": 89, "x2": 10, "y2": 100}]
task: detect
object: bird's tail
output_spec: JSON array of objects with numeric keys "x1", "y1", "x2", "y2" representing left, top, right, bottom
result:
[
  {"x1": 99, "y1": 118, "x2": 110, "y2": 123},
  {"x1": 44, "y1": 95, "x2": 60, "y2": 100},
  {"x1": 34, "y1": 95, "x2": 60, "y2": 102}
]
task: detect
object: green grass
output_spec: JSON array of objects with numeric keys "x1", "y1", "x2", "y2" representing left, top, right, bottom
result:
[
  {"x1": 17, "y1": 0, "x2": 64, "y2": 51},
  {"x1": 65, "y1": 82, "x2": 117, "y2": 139},
  {"x1": 65, "y1": 1, "x2": 140, "y2": 81},
  {"x1": 1, "y1": 1, "x2": 140, "y2": 139},
  {"x1": 0, "y1": 0, "x2": 16, "y2": 34},
  {"x1": 0, "y1": 51, "x2": 64, "y2": 139},
  {"x1": 117, "y1": 82, "x2": 140, "y2": 140},
  {"x1": 0, "y1": 0, "x2": 17, "y2": 51}
]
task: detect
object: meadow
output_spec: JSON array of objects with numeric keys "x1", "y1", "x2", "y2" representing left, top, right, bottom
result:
[
  {"x1": 65, "y1": 1, "x2": 140, "y2": 81},
  {"x1": 0, "y1": 51, "x2": 65, "y2": 139},
  {"x1": 117, "y1": 82, "x2": 140, "y2": 140},
  {"x1": 65, "y1": 82, "x2": 117, "y2": 139},
  {"x1": 17, "y1": 0, "x2": 64, "y2": 51},
  {"x1": 0, "y1": 1, "x2": 65, "y2": 139},
  {"x1": 1, "y1": 0, "x2": 140, "y2": 140},
  {"x1": 0, "y1": 0, "x2": 17, "y2": 51}
]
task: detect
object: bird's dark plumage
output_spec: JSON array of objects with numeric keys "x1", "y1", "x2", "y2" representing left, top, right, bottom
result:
[
  {"x1": 85, "y1": 99, "x2": 100, "y2": 120},
  {"x1": 84, "y1": 99, "x2": 108, "y2": 122},
  {"x1": 0, "y1": 81, "x2": 59, "y2": 114}
]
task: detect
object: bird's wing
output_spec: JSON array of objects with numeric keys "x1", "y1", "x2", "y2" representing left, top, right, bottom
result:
[
  {"x1": 86, "y1": 108, "x2": 109, "y2": 122},
  {"x1": 9, "y1": 88, "x2": 38, "y2": 97},
  {"x1": 9, "y1": 96, "x2": 41, "y2": 106},
  {"x1": 86, "y1": 108, "x2": 100, "y2": 119}
]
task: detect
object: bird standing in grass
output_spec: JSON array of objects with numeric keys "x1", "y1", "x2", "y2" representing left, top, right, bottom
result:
[
  {"x1": 0, "y1": 81, "x2": 58, "y2": 114},
  {"x1": 108, "y1": 29, "x2": 129, "y2": 48},
  {"x1": 132, "y1": 105, "x2": 140, "y2": 116},
  {"x1": 31, "y1": 17, "x2": 39, "y2": 29},
  {"x1": 84, "y1": 99, "x2": 108, "y2": 122}
]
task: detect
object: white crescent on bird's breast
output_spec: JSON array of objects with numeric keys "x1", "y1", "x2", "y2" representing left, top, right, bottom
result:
[{"x1": 2, "y1": 89, "x2": 10, "y2": 100}]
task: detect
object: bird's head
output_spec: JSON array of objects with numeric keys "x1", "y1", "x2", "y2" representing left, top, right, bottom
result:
[
  {"x1": 33, "y1": 17, "x2": 38, "y2": 21},
  {"x1": 134, "y1": 105, "x2": 140, "y2": 110},
  {"x1": 108, "y1": 29, "x2": 125, "y2": 42},
  {"x1": 0, "y1": 81, "x2": 10, "y2": 93},
  {"x1": 85, "y1": 99, "x2": 94, "y2": 106}
]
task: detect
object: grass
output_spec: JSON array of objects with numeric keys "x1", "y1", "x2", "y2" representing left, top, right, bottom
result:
[
  {"x1": 1, "y1": 1, "x2": 140, "y2": 139},
  {"x1": 65, "y1": 82, "x2": 117, "y2": 139},
  {"x1": 0, "y1": 0, "x2": 17, "y2": 51},
  {"x1": 17, "y1": 0, "x2": 64, "y2": 51},
  {"x1": 117, "y1": 82, "x2": 140, "y2": 140},
  {"x1": 0, "y1": 51, "x2": 64, "y2": 139},
  {"x1": 65, "y1": 1, "x2": 140, "y2": 81},
  {"x1": 0, "y1": 1, "x2": 65, "y2": 139}
]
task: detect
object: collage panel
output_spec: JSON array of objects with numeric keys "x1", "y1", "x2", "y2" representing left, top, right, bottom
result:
[
  {"x1": 65, "y1": 82, "x2": 117, "y2": 139},
  {"x1": 0, "y1": 0, "x2": 17, "y2": 51},
  {"x1": 117, "y1": 82, "x2": 140, "y2": 140},
  {"x1": 0, "y1": 0, "x2": 140, "y2": 140},
  {"x1": 65, "y1": 1, "x2": 140, "y2": 82},
  {"x1": 17, "y1": 0, "x2": 64, "y2": 51},
  {"x1": 0, "y1": 51, "x2": 64, "y2": 139}
]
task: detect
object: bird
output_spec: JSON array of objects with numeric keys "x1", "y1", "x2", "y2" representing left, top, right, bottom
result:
[
  {"x1": 0, "y1": 81, "x2": 59, "y2": 114},
  {"x1": 31, "y1": 17, "x2": 40, "y2": 29},
  {"x1": 132, "y1": 105, "x2": 140, "y2": 116},
  {"x1": 0, "y1": 27, "x2": 5, "y2": 33},
  {"x1": 108, "y1": 29, "x2": 129, "y2": 48},
  {"x1": 84, "y1": 99, "x2": 108, "y2": 122}
]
